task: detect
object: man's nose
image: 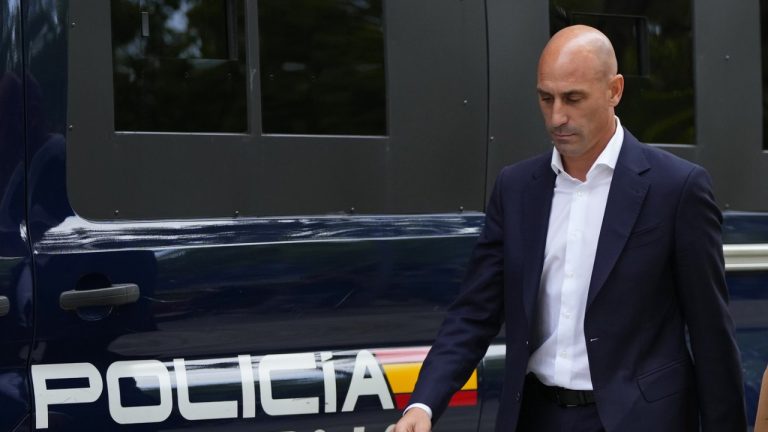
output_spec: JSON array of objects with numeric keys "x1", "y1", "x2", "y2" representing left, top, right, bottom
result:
[{"x1": 551, "y1": 100, "x2": 568, "y2": 127}]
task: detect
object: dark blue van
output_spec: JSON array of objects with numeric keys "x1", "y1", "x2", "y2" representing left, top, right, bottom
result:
[{"x1": 1, "y1": 1, "x2": 767, "y2": 431}]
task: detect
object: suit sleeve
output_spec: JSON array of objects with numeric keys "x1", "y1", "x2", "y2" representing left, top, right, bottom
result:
[
  {"x1": 673, "y1": 166, "x2": 747, "y2": 431},
  {"x1": 408, "y1": 168, "x2": 508, "y2": 423}
]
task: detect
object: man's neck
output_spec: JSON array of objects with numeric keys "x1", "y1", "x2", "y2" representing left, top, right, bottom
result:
[
  {"x1": 562, "y1": 144, "x2": 606, "y2": 181},
  {"x1": 562, "y1": 122, "x2": 617, "y2": 181}
]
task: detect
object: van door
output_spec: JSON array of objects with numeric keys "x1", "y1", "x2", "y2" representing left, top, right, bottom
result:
[
  {"x1": 26, "y1": 1, "x2": 490, "y2": 431},
  {"x1": 0, "y1": 1, "x2": 34, "y2": 431}
]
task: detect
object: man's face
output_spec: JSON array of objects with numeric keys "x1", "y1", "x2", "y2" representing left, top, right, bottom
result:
[{"x1": 537, "y1": 52, "x2": 619, "y2": 160}]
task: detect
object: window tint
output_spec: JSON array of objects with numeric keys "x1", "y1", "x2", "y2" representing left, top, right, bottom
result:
[
  {"x1": 550, "y1": 0, "x2": 694, "y2": 144},
  {"x1": 71, "y1": 0, "x2": 488, "y2": 219},
  {"x1": 111, "y1": 0, "x2": 247, "y2": 132},
  {"x1": 258, "y1": 0, "x2": 386, "y2": 135},
  {"x1": 762, "y1": 0, "x2": 768, "y2": 150}
]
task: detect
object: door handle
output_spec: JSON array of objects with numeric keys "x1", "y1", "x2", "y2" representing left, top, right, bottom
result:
[
  {"x1": 0, "y1": 296, "x2": 8, "y2": 316},
  {"x1": 59, "y1": 284, "x2": 140, "y2": 311}
]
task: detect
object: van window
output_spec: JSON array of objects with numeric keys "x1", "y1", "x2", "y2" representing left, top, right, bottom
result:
[
  {"x1": 69, "y1": 0, "x2": 488, "y2": 219},
  {"x1": 550, "y1": 0, "x2": 695, "y2": 145},
  {"x1": 258, "y1": 0, "x2": 386, "y2": 135},
  {"x1": 111, "y1": 0, "x2": 247, "y2": 132}
]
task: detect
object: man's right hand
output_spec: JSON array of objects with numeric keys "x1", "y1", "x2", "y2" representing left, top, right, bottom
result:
[{"x1": 393, "y1": 406, "x2": 432, "y2": 432}]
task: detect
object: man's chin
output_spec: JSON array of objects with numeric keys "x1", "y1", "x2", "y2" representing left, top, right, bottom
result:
[{"x1": 552, "y1": 139, "x2": 576, "y2": 151}]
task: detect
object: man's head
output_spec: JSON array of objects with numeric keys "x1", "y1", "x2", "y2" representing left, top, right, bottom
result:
[{"x1": 537, "y1": 25, "x2": 624, "y2": 168}]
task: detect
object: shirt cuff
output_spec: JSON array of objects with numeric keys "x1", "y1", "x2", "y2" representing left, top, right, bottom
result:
[{"x1": 403, "y1": 403, "x2": 433, "y2": 419}]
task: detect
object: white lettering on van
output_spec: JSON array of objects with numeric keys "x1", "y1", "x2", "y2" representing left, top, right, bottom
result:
[
  {"x1": 342, "y1": 351, "x2": 394, "y2": 412},
  {"x1": 32, "y1": 363, "x2": 103, "y2": 429},
  {"x1": 31, "y1": 350, "x2": 398, "y2": 429},
  {"x1": 175, "y1": 358, "x2": 239, "y2": 420},
  {"x1": 106, "y1": 360, "x2": 172, "y2": 424},
  {"x1": 260, "y1": 352, "x2": 320, "y2": 415}
]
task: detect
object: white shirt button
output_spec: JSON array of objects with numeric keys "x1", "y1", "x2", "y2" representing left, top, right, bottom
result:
[{"x1": 530, "y1": 118, "x2": 622, "y2": 390}]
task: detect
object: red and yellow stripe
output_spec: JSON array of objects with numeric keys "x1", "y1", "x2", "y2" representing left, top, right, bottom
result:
[{"x1": 373, "y1": 348, "x2": 478, "y2": 409}]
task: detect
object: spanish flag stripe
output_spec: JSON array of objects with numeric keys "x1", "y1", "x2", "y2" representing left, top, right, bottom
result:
[
  {"x1": 382, "y1": 362, "x2": 479, "y2": 394},
  {"x1": 462, "y1": 370, "x2": 479, "y2": 391},
  {"x1": 394, "y1": 391, "x2": 478, "y2": 410},
  {"x1": 395, "y1": 393, "x2": 412, "y2": 410},
  {"x1": 448, "y1": 390, "x2": 478, "y2": 407},
  {"x1": 382, "y1": 362, "x2": 422, "y2": 394},
  {"x1": 373, "y1": 348, "x2": 431, "y2": 364}
]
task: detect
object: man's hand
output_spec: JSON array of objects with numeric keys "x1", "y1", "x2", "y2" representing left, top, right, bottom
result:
[{"x1": 393, "y1": 407, "x2": 431, "y2": 432}]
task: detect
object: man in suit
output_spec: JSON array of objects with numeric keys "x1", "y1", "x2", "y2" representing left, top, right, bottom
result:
[{"x1": 394, "y1": 25, "x2": 747, "y2": 432}]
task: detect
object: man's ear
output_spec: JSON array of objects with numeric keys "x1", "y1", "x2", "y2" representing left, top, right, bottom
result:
[{"x1": 609, "y1": 74, "x2": 624, "y2": 107}]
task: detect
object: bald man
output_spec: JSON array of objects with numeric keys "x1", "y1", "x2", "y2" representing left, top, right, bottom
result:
[{"x1": 394, "y1": 25, "x2": 746, "y2": 432}]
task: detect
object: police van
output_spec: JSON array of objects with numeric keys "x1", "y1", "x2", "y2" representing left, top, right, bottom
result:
[{"x1": 1, "y1": 0, "x2": 767, "y2": 430}]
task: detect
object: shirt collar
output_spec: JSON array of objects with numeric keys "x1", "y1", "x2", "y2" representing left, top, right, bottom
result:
[{"x1": 550, "y1": 116, "x2": 624, "y2": 177}]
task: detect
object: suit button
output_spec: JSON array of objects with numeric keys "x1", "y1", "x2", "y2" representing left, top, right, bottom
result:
[{"x1": 515, "y1": 392, "x2": 521, "y2": 402}]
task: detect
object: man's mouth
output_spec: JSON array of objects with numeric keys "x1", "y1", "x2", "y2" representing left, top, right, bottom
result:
[{"x1": 552, "y1": 132, "x2": 575, "y2": 140}]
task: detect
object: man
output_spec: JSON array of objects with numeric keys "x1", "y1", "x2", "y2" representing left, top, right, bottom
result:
[
  {"x1": 394, "y1": 25, "x2": 747, "y2": 432},
  {"x1": 758, "y1": 365, "x2": 768, "y2": 432}
]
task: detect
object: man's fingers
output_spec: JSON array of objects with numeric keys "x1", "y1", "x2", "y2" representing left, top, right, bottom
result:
[
  {"x1": 394, "y1": 418, "x2": 430, "y2": 432},
  {"x1": 394, "y1": 407, "x2": 431, "y2": 432},
  {"x1": 413, "y1": 417, "x2": 431, "y2": 432}
]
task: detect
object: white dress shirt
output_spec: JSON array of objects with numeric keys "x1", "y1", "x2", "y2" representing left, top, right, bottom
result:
[
  {"x1": 527, "y1": 117, "x2": 623, "y2": 390},
  {"x1": 405, "y1": 119, "x2": 624, "y2": 418}
]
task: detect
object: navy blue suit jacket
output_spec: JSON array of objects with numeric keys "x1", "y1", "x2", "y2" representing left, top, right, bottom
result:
[{"x1": 410, "y1": 130, "x2": 747, "y2": 431}]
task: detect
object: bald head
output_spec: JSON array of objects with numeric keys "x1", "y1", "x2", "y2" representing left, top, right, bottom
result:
[
  {"x1": 536, "y1": 25, "x2": 624, "y2": 180},
  {"x1": 540, "y1": 25, "x2": 618, "y2": 80}
]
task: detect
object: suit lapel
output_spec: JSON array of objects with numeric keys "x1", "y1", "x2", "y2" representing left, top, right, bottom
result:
[
  {"x1": 522, "y1": 160, "x2": 556, "y2": 327},
  {"x1": 587, "y1": 132, "x2": 650, "y2": 308}
]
